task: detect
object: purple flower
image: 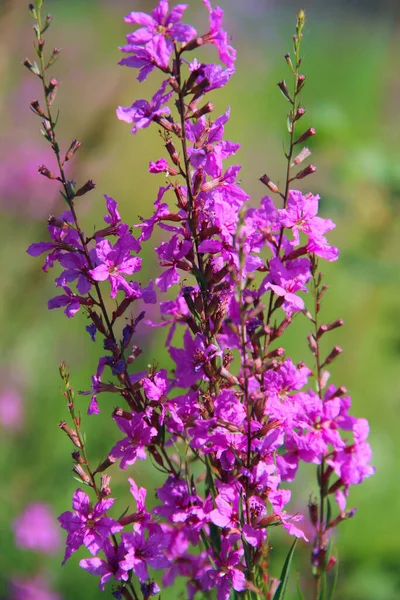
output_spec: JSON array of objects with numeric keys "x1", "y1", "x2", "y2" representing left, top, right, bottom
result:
[
  {"x1": 11, "y1": 573, "x2": 61, "y2": 600},
  {"x1": 117, "y1": 80, "x2": 173, "y2": 133},
  {"x1": 89, "y1": 235, "x2": 141, "y2": 299},
  {"x1": 202, "y1": 540, "x2": 245, "y2": 600},
  {"x1": 120, "y1": 529, "x2": 170, "y2": 582},
  {"x1": 169, "y1": 330, "x2": 221, "y2": 387},
  {"x1": 58, "y1": 489, "x2": 123, "y2": 564},
  {"x1": 143, "y1": 369, "x2": 168, "y2": 401},
  {"x1": 202, "y1": 1, "x2": 236, "y2": 68},
  {"x1": 13, "y1": 503, "x2": 61, "y2": 554},
  {"x1": 111, "y1": 411, "x2": 157, "y2": 469},
  {"x1": 155, "y1": 235, "x2": 192, "y2": 292},
  {"x1": 123, "y1": 2, "x2": 196, "y2": 70},
  {"x1": 48, "y1": 285, "x2": 92, "y2": 318},
  {"x1": 79, "y1": 539, "x2": 130, "y2": 591}
]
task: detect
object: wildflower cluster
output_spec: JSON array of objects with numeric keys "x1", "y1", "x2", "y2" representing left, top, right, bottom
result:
[{"x1": 25, "y1": 1, "x2": 374, "y2": 599}]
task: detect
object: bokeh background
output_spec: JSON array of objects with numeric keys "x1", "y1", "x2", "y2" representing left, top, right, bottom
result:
[{"x1": 0, "y1": 0, "x2": 399, "y2": 598}]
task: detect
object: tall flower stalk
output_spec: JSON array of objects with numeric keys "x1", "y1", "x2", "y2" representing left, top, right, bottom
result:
[{"x1": 25, "y1": 1, "x2": 374, "y2": 599}]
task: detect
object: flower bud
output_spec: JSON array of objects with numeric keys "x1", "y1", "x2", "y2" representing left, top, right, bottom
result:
[
  {"x1": 317, "y1": 318, "x2": 344, "y2": 339},
  {"x1": 295, "y1": 163, "x2": 316, "y2": 179},
  {"x1": 72, "y1": 464, "x2": 91, "y2": 485},
  {"x1": 75, "y1": 179, "x2": 95, "y2": 197},
  {"x1": 259, "y1": 174, "x2": 279, "y2": 193},
  {"x1": 296, "y1": 74, "x2": 306, "y2": 93},
  {"x1": 294, "y1": 127, "x2": 316, "y2": 145},
  {"x1": 30, "y1": 100, "x2": 46, "y2": 117},
  {"x1": 38, "y1": 165, "x2": 59, "y2": 180},
  {"x1": 323, "y1": 345, "x2": 343, "y2": 366},
  {"x1": 291, "y1": 146, "x2": 311, "y2": 167},
  {"x1": 191, "y1": 101, "x2": 214, "y2": 119},
  {"x1": 64, "y1": 139, "x2": 81, "y2": 163},
  {"x1": 95, "y1": 455, "x2": 116, "y2": 474},
  {"x1": 46, "y1": 78, "x2": 59, "y2": 105}
]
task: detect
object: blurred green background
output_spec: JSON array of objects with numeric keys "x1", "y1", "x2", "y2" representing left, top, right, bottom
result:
[{"x1": 0, "y1": 0, "x2": 399, "y2": 598}]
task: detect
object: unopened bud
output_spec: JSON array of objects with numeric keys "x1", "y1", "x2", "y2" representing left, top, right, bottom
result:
[
  {"x1": 307, "y1": 334, "x2": 318, "y2": 354},
  {"x1": 168, "y1": 76, "x2": 180, "y2": 93},
  {"x1": 294, "y1": 107, "x2": 306, "y2": 122},
  {"x1": 192, "y1": 168, "x2": 204, "y2": 197},
  {"x1": 294, "y1": 127, "x2": 316, "y2": 145},
  {"x1": 323, "y1": 345, "x2": 343, "y2": 366},
  {"x1": 95, "y1": 455, "x2": 116, "y2": 474},
  {"x1": 165, "y1": 141, "x2": 180, "y2": 166},
  {"x1": 75, "y1": 180, "x2": 95, "y2": 197},
  {"x1": 174, "y1": 184, "x2": 187, "y2": 209},
  {"x1": 191, "y1": 101, "x2": 214, "y2": 119},
  {"x1": 295, "y1": 163, "x2": 316, "y2": 179},
  {"x1": 317, "y1": 318, "x2": 344, "y2": 339},
  {"x1": 259, "y1": 174, "x2": 279, "y2": 193},
  {"x1": 64, "y1": 139, "x2": 81, "y2": 163},
  {"x1": 296, "y1": 74, "x2": 306, "y2": 93}
]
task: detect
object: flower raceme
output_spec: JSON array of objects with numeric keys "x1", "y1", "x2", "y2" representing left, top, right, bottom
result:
[{"x1": 26, "y1": 1, "x2": 374, "y2": 599}]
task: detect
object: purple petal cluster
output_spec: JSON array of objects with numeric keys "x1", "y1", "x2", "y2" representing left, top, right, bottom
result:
[{"x1": 26, "y1": 1, "x2": 374, "y2": 597}]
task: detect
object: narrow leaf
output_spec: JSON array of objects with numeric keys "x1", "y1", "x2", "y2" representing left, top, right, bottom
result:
[{"x1": 273, "y1": 538, "x2": 298, "y2": 600}]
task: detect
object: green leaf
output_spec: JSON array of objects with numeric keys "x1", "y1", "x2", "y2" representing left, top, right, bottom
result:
[
  {"x1": 273, "y1": 538, "x2": 298, "y2": 600},
  {"x1": 295, "y1": 578, "x2": 306, "y2": 600}
]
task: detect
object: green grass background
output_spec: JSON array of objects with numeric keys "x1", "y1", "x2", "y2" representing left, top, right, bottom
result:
[{"x1": 0, "y1": 0, "x2": 399, "y2": 598}]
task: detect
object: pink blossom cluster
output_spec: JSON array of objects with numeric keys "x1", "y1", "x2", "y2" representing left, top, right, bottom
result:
[{"x1": 26, "y1": 1, "x2": 374, "y2": 598}]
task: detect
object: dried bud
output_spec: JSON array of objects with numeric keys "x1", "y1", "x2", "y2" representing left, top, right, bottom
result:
[
  {"x1": 291, "y1": 146, "x2": 311, "y2": 167},
  {"x1": 46, "y1": 78, "x2": 60, "y2": 106},
  {"x1": 75, "y1": 180, "x2": 95, "y2": 197},
  {"x1": 38, "y1": 165, "x2": 59, "y2": 180},
  {"x1": 23, "y1": 58, "x2": 40, "y2": 76},
  {"x1": 191, "y1": 101, "x2": 214, "y2": 119},
  {"x1": 95, "y1": 455, "x2": 116, "y2": 474},
  {"x1": 295, "y1": 164, "x2": 316, "y2": 179},
  {"x1": 323, "y1": 345, "x2": 343, "y2": 366},
  {"x1": 259, "y1": 174, "x2": 279, "y2": 193},
  {"x1": 71, "y1": 450, "x2": 85, "y2": 464},
  {"x1": 59, "y1": 421, "x2": 82, "y2": 448},
  {"x1": 277, "y1": 80, "x2": 293, "y2": 103},
  {"x1": 284, "y1": 53, "x2": 294, "y2": 72},
  {"x1": 294, "y1": 126, "x2": 316, "y2": 145},
  {"x1": 30, "y1": 100, "x2": 46, "y2": 117},
  {"x1": 72, "y1": 464, "x2": 91, "y2": 485},
  {"x1": 100, "y1": 475, "x2": 112, "y2": 496},
  {"x1": 64, "y1": 139, "x2": 81, "y2": 163}
]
